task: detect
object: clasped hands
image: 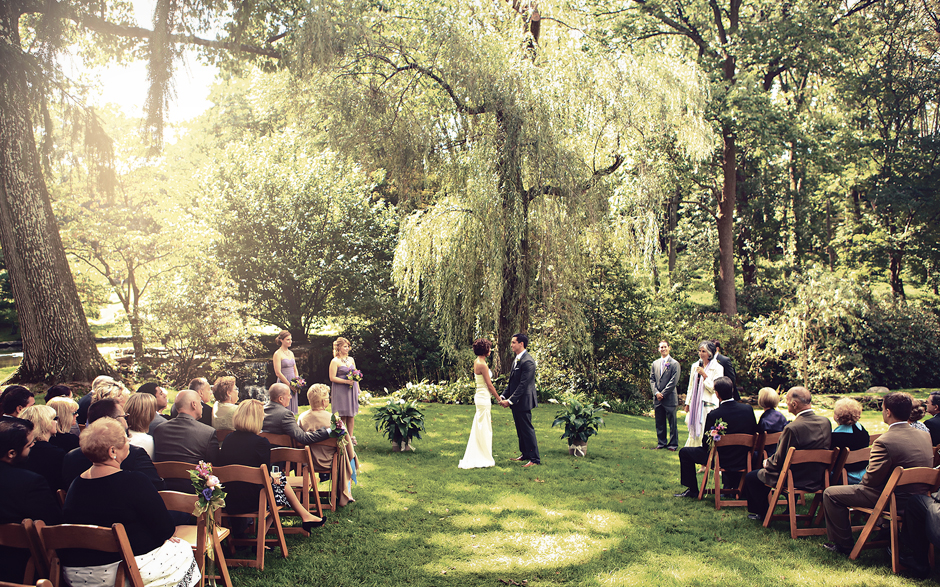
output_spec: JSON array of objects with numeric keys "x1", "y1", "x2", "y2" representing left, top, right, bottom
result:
[{"x1": 498, "y1": 397, "x2": 510, "y2": 408}]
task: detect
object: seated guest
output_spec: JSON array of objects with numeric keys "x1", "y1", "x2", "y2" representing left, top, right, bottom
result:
[
  {"x1": 823, "y1": 392, "x2": 934, "y2": 555},
  {"x1": 19, "y1": 405, "x2": 66, "y2": 492},
  {"x1": 674, "y1": 377, "x2": 756, "y2": 498},
  {"x1": 125, "y1": 393, "x2": 157, "y2": 458},
  {"x1": 923, "y1": 392, "x2": 940, "y2": 446},
  {"x1": 61, "y1": 398, "x2": 165, "y2": 492},
  {"x1": 909, "y1": 399, "x2": 930, "y2": 434},
  {"x1": 46, "y1": 396, "x2": 81, "y2": 452},
  {"x1": 45, "y1": 384, "x2": 72, "y2": 402},
  {"x1": 91, "y1": 380, "x2": 130, "y2": 407},
  {"x1": 153, "y1": 390, "x2": 220, "y2": 492},
  {"x1": 76, "y1": 375, "x2": 115, "y2": 425},
  {"x1": 742, "y1": 387, "x2": 831, "y2": 520},
  {"x1": 61, "y1": 418, "x2": 200, "y2": 587},
  {"x1": 211, "y1": 376, "x2": 239, "y2": 431},
  {"x1": 830, "y1": 397, "x2": 870, "y2": 485},
  {"x1": 898, "y1": 488, "x2": 940, "y2": 579},
  {"x1": 217, "y1": 400, "x2": 323, "y2": 531},
  {"x1": 755, "y1": 387, "x2": 787, "y2": 462},
  {"x1": 170, "y1": 378, "x2": 213, "y2": 426},
  {"x1": 137, "y1": 382, "x2": 170, "y2": 434},
  {"x1": 262, "y1": 383, "x2": 330, "y2": 446},
  {"x1": 0, "y1": 386, "x2": 34, "y2": 420},
  {"x1": 0, "y1": 419, "x2": 62, "y2": 583},
  {"x1": 299, "y1": 384, "x2": 355, "y2": 506}
]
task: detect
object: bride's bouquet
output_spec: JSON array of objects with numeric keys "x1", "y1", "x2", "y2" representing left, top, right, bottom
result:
[{"x1": 346, "y1": 369, "x2": 363, "y2": 382}]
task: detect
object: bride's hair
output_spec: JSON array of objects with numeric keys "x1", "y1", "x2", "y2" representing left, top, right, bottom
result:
[{"x1": 472, "y1": 338, "x2": 492, "y2": 356}]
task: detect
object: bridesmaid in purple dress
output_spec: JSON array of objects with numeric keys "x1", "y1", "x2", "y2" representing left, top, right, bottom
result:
[
  {"x1": 329, "y1": 337, "x2": 360, "y2": 445},
  {"x1": 273, "y1": 330, "x2": 300, "y2": 414}
]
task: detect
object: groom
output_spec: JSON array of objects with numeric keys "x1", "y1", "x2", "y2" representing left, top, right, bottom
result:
[{"x1": 500, "y1": 333, "x2": 541, "y2": 467}]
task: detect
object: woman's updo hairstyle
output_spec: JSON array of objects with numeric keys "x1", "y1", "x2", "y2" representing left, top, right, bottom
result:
[{"x1": 472, "y1": 338, "x2": 492, "y2": 356}]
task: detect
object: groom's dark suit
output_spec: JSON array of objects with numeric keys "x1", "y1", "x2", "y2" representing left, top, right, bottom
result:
[{"x1": 504, "y1": 350, "x2": 540, "y2": 464}]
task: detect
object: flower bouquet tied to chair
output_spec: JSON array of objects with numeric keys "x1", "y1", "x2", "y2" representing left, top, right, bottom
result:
[
  {"x1": 372, "y1": 398, "x2": 426, "y2": 452},
  {"x1": 551, "y1": 399, "x2": 606, "y2": 457}
]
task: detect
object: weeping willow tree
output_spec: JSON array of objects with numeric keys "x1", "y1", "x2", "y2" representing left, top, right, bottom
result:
[{"x1": 294, "y1": 0, "x2": 714, "y2": 370}]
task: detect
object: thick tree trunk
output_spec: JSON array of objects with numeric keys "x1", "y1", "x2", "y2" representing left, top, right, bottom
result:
[
  {"x1": 0, "y1": 7, "x2": 113, "y2": 383},
  {"x1": 736, "y1": 164, "x2": 756, "y2": 287},
  {"x1": 128, "y1": 311, "x2": 145, "y2": 358},
  {"x1": 889, "y1": 249, "x2": 906, "y2": 299},
  {"x1": 716, "y1": 125, "x2": 738, "y2": 315}
]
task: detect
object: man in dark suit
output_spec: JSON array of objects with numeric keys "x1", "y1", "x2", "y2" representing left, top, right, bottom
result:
[
  {"x1": 823, "y1": 392, "x2": 935, "y2": 555},
  {"x1": 711, "y1": 340, "x2": 739, "y2": 401},
  {"x1": 61, "y1": 398, "x2": 165, "y2": 491},
  {"x1": 263, "y1": 383, "x2": 330, "y2": 445},
  {"x1": 923, "y1": 392, "x2": 940, "y2": 446},
  {"x1": 674, "y1": 377, "x2": 756, "y2": 497},
  {"x1": 0, "y1": 419, "x2": 62, "y2": 583},
  {"x1": 742, "y1": 386, "x2": 831, "y2": 519},
  {"x1": 0, "y1": 386, "x2": 34, "y2": 420},
  {"x1": 153, "y1": 390, "x2": 220, "y2": 491},
  {"x1": 651, "y1": 340, "x2": 681, "y2": 450},
  {"x1": 137, "y1": 382, "x2": 171, "y2": 434},
  {"x1": 499, "y1": 333, "x2": 540, "y2": 467}
]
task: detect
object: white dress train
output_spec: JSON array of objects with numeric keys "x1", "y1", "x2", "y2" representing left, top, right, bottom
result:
[{"x1": 458, "y1": 373, "x2": 495, "y2": 469}]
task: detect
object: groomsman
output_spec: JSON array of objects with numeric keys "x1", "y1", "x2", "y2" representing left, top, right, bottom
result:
[
  {"x1": 650, "y1": 341, "x2": 680, "y2": 450},
  {"x1": 712, "y1": 340, "x2": 740, "y2": 400}
]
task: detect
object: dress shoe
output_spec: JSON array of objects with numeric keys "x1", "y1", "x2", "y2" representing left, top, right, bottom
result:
[
  {"x1": 747, "y1": 513, "x2": 762, "y2": 521},
  {"x1": 667, "y1": 447, "x2": 678, "y2": 451},
  {"x1": 510, "y1": 455, "x2": 526, "y2": 461},
  {"x1": 302, "y1": 518, "x2": 326, "y2": 532},
  {"x1": 522, "y1": 461, "x2": 540, "y2": 467},
  {"x1": 673, "y1": 488, "x2": 695, "y2": 498},
  {"x1": 822, "y1": 542, "x2": 851, "y2": 556}
]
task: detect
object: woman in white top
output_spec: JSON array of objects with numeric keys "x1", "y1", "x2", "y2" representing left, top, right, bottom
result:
[
  {"x1": 211, "y1": 376, "x2": 239, "y2": 430},
  {"x1": 683, "y1": 340, "x2": 724, "y2": 448},
  {"x1": 124, "y1": 393, "x2": 156, "y2": 458}
]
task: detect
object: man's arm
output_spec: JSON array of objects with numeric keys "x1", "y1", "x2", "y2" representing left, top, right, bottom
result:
[
  {"x1": 206, "y1": 433, "x2": 221, "y2": 463},
  {"x1": 662, "y1": 362, "x2": 680, "y2": 395},
  {"x1": 650, "y1": 361, "x2": 658, "y2": 395},
  {"x1": 860, "y1": 439, "x2": 890, "y2": 489}
]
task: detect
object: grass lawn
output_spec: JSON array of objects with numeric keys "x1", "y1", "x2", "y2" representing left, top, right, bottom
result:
[{"x1": 227, "y1": 403, "x2": 929, "y2": 587}]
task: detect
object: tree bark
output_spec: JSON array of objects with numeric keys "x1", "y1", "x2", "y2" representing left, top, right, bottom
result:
[
  {"x1": 0, "y1": 4, "x2": 113, "y2": 382},
  {"x1": 889, "y1": 249, "x2": 906, "y2": 299},
  {"x1": 717, "y1": 125, "x2": 738, "y2": 315}
]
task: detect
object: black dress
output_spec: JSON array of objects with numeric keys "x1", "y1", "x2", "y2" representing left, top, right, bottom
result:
[{"x1": 216, "y1": 431, "x2": 275, "y2": 515}]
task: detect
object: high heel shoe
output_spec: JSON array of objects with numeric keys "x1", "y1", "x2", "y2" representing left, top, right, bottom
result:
[{"x1": 302, "y1": 518, "x2": 326, "y2": 532}]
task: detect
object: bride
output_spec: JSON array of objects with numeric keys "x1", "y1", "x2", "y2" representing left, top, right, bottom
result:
[{"x1": 458, "y1": 338, "x2": 502, "y2": 469}]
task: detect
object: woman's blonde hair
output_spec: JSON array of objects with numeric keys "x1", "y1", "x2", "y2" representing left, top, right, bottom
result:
[
  {"x1": 332, "y1": 337, "x2": 351, "y2": 357},
  {"x1": 124, "y1": 393, "x2": 156, "y2": 434},
  {"x1": 47, "y1": 397, "x2": 79, "y2": 434},
  {"x1": 92, "y1": 380, "x2": 129, "y2": 404},
  {"x1": 80, "y1": 418, "x2": 128, "y2": 463},
  {"x1": 20, "y1": 405, "x2": 57, "y2": 441},
  {"x1": 233, "y1": 399, "x2": 264, "y2": 434},
  {"x1": 213, "y1": 376, "x2": 237, "y2": 403},
  {"x1": 833, "y1": 398, "x2": 863, "y2": 426},
  {"x1": 757, "y1": 388, "x2": 780, "y2": 410},
  {"x1": 306, "y1": 384, "x2": 331, "y2": 410}
]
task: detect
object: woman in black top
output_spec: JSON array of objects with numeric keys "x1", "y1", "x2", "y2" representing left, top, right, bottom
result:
[
  {"x1": 61, "y1": 418, "x2": 199, "y2": 587},
  {"x1": 216, "y1": 400, "x2": 323, "y2": 531},
  {"x1": 46, "y1": 397, "x2": 81, "y2": 452},
  {"x1": 830, "y1": 398, "x2": 870, "y2": 484},
  {"x1": 20, "y1": 405, "x2": 65, "y2": 492}
]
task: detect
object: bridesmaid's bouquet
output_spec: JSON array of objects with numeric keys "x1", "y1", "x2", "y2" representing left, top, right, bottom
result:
[
  {"x1": 289, "y1": 377, "x2": 306, "y2": 393},
  {"x1": 347, "y1": 369, "x2": 363, "y2": 382}
]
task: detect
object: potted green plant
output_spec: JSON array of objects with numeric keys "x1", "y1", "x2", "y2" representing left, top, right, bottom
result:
[
  {"x1": 372, "y1": 398, "x2": 426, "y2": 452},
  {"x1": 551, "y1": 399, "x2": 605, "y2": 457}
]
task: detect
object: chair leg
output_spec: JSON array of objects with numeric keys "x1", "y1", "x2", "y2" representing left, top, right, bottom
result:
[
  {"x1": 788, "y1": 487, "x2": 799, "y2": 540},
  {"x1": 849, "y1": 512, "x2": 883, "y2": 560},
  {"x1": 212, "y1": 532, "x2": 234, "y2": 587}
]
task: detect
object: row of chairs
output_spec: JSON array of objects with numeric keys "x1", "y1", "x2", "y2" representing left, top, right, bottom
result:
[{"x1": 697, "y1": 431, "x2": 940, "y2": 575}]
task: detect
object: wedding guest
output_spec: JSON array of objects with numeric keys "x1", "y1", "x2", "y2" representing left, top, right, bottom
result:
[
  {"x1": 91, "y1": 380, "x2": 130, "y2": 407},
  {"x1": 683, "y1": 340, "x2": 723, "y2": 448},
  {"x1": 829, "y1": 398, "x2": 870, "y2": 485},
  {"x1": 299, "y1": 384, "x2": 355, "y2": 507},
  {"x1": 909, "y1": 399, "x2": 930, "y2": 434},
  {"x1": 19, "y1": 405, "x2": 66, "y2": 492},
  {"x1": 211, "y1": 376, "x2": 239, "y2": 431},
  {"x1": 45, "y1": 384, "x2": 72, "y2": 402},
  {"x1": 329, "y1": 337, "x2": 361, "y2": 445},
  {"x1": 0, "y1": 386, "x2": 34, "y2": 420},
  {"x1": 76, "y1": 375, "x2": 116, "y2": 425},
  {"x1": 262, "y1": 383, "x2": 330, "y2": 446},
  {"x1": 0, "y1": 419, "x2": 62, "y2": 583},
  {"x1": 756, "y1": 387, "x2": 787, "y2": 459},
  {"x1": 46, "y1": 396, "x2": 81, "y2": 452},
  {"x1": 125, "y1": 393, "x2": 157, "y2": 458},
  {"x1": 925, "y1": 392, "x2": 940, "y2": 446},
  {"x1": 273, "y1": 330, "x2": 300, "y2": 414},
  {"x1": 170, "y1": 378, "x2": 213, "y2": 425},
  {"x1": 711, "y1": 339, "x2": 740, "y2": 400},
  {"x1": 153, "y1": 391, "x2": 220, "y2": 492},
  {"x1": 217, "y1": 400, "x2": 323, "y2": 531},
  {"x1": 137, "y1": 382, "x2": 170, "y2": 434},
  {"x1": 61, "y1": 418, "x2": 200, "y2": 587}
]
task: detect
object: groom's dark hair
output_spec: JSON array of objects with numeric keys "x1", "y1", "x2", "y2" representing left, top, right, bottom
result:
[{"x1": 512, "y1": 333, "x2": 529, "y2": 347}]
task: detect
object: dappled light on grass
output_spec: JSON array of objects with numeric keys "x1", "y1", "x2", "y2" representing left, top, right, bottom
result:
[{"x1": 426, "y1": 530, "x2": 616, "y2": 572}]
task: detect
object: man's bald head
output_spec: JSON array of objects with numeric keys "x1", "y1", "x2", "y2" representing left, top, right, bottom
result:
[
  {"x1": 268, "y1": 383, "x2": 291, "y2": 406},
  {"x1": 174, "y1": 390, "x2": 201, "y2": 418},
  {"x1": 786, "y1": 386, "x2": 812, "y2": 413}
]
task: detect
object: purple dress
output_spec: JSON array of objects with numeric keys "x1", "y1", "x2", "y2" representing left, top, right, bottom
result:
[
  {"x1": 331, "y1": 364, "x2": 360, "y2": 417},
  {"x1": 280, "y1": 358, "x2": 299, "y2": 414}
]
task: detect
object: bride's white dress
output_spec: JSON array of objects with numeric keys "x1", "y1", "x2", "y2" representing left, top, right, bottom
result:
[{"x1": 458, "y1": 372, "x2": 495, "y2": 469}]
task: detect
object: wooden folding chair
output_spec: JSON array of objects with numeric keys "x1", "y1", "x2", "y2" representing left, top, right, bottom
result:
[
  {"x1": 214, "y1": 464, "x2": 288, "y2": 570},
  {"x1": 933, "y1": 444, "x2": 940, "y2": 469},
  {"x1": 259, "y1": 432, "x2": 295, "y2": 448},
  {"x1": 697, "y1": 433, "x2": 758, "y2": 509},
  {"x1": 310, "y1": 438, "x2": 341, "y2": 512},
  {"x1": 271, "y1": 446, "x2": 324, "y2": 531},
  {"x1": 869, "y1": 433, "x2": 882, "y2": 445},
  {"x1": 839, "y1": 446, "x2": 871, "y2": 485},
  {"x1": 55, "y1": 490, "x2": 66, "y2": 508},
  {"x1": 38, "y1": 522, "x2": 144, "y2": 587},
  {"x1": 216, "y1": 429, "x2": 233, "y2": 445},
  {"x1": 760, "y1": 432, "x2": 783, "y2": 461},
  {"x1": 849, "y1": 466, "x2": 940, "y2": 573},
  {"x1": 762, "y1": 447, "x2": 847, "y2": 538},
  {"x1": 0, "y1": 579, "x2": 53, "y2": 587},
  {"x1": 159, "y1": 491, "x2": 232, "y2": 587},
  {"x1": 0, "y1": 520, "x2": 48, "y2": 583}
]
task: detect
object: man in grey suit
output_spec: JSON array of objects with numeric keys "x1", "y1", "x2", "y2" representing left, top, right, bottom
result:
[
  {"x1": 499, "y1": 333, "x2": 540, "y2": 467},
  {"x1": 651, "y1": 340, "x2": 680, "y2": 450},
  {"x1": 742, "y1": 386, "x2": 831, "y2": 519},
  {"x1": 822, "y1": 392, "x2": 934, "y2": 555},
  {"x1": 153, "y1": 390, "x2": 220, "y2": 491},
  {"x1": 263, "y1": 383, "x2": 330, "y2": 445}
]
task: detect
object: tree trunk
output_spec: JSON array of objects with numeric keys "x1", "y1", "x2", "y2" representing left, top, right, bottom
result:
[
  {"x1": 129, "y1": 311, "x2": 145, "y2": 358},
  {"x1": 889, "y1": 249, "x2": 906, "y2": 299},
  {"x1": 716, "y1": 125, "x2": 738, "y2": 315},
  {"x1": 667, "y1": 187, "x2": 678, "y2": 274},
  {"x1": 825, "y1": 197, "x2": 837, "y2": 270},
  {"x1": 0, "y1": 7, "x2": 113, "y2": 383},
  {"x1": 736, "y1": 164, "x2": 756, "y2": 287}
]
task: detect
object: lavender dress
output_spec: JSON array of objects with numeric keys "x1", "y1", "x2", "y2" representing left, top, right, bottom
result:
[
  {"x1": 331, "y1": 364, "x2": 360, "y2": 417},
  {"x1": 280, "y1": 358, "x2": 299, "y2": 414}
]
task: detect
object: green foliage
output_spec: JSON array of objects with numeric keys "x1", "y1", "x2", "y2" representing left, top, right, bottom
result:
[
  {"x1": 550, "y1": 399, "x2": 606, "y2": 446},
  {"x1": 388, "y1": 379, "x2": 476, "y2": 406},
  {"x1": 371, "y1": 398, "x2": 426, "y2": 444}
]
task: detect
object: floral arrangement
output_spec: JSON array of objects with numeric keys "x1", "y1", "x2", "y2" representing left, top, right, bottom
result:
[
  {"x1": 289, "y1": 377, "x2": 306, "y2": 392},
  {"x1": 347, "y1": 369, "x2": 363, "y2": 382},
  {"x1": 189, "y1": 461, "x2": 226, "y2": 560},
  {"x1": 329, "y1": 413, "x2": 350, "y2": 448},
  {"x1": 551, "y1": 399, "x2": 605, "y2": 446},
  {"x1": 372, "y1": 398, "x2": 426, "y2": 450},
  {"x1": 709, "y1": 419, "x2": 728, "y2": 442}
]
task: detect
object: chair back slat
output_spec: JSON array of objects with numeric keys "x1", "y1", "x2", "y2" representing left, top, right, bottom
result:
[
  {"x1": 714, "y1": 433, "x2": 759, "y2": 448},
  {"x1": 39, "y1": 523, "x2": 144, "y2": 587},
  {"x1": 259, "y1": 433, "x2": 294, "y2": 447},
  {"x1": 153, "y1": 461, "x2": 199, "y2": 482},
  {"x1": 216, "y1": 429, "x2": 233, "y2": 444},
  {"x1": 213, "y1": 463, "x2": 267, "y2": 485}
]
